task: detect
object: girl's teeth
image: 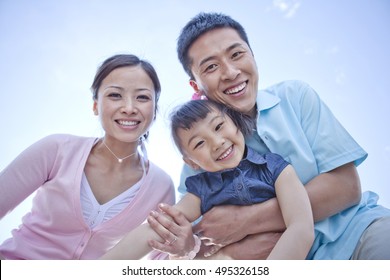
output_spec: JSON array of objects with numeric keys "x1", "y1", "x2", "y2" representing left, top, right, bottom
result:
[{"x1": 218, "y1": 146, "x2": 233, "y2": 160}]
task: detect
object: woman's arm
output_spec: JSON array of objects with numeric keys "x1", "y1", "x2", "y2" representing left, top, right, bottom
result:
[
  {"x1": 101, "y1": 193, "x2": 201, "y2": 259},
  {"x1": 100, "y1": 223, "x2": 159, "y2": 259},
  {"x1": 266, "y1": 165, "x2": 314, "y2": 259},
  {"x1": 0, "y1": 135, "x2": 60, "y2": 218}
]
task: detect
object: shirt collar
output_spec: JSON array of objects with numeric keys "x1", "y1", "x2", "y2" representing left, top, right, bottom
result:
[
  {"x1": 257, "y1": 89, "x2": 280, "y2": 112},
  {"x1": 242, "y1": 146, "x2": 267, "y2": 165}
]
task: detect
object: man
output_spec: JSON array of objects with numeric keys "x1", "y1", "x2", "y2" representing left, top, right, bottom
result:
[{"x1": 152, "y1": 12, "x2": 390, "y2": 259}]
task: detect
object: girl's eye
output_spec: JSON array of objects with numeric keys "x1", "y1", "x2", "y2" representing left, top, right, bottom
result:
[
  {"x1": 215, "y1": 122, "x2": 224, "y2": 131},
  {"x1": 194, "y1": 140, "x2": 204, "y2": 150}
]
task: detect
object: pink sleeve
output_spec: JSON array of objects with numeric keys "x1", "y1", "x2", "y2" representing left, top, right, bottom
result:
[{"x1": 0, "y1": 135, "x2": 60, "y2": 218}]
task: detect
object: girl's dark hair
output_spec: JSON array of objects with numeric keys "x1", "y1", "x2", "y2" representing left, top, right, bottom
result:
[
  {"x1": 91, "y1": 54, "x2": 161, "y2": 140},
  {"x1": 170, "y1": 99, "x2": 254, "y2": 154},
  {"x1": 177, "y1": 12, "x2": 251, "y2": 79}
]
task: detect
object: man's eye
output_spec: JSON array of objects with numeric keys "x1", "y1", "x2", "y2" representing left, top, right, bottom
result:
[
  {"x1": 232, "y1": 51, "x2": 243, "y2": 59},
  {"x1": 205, "y1": 64, "x2": 217, "y2": 73}
]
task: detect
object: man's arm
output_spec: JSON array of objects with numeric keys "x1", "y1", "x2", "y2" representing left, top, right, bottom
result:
[{"x1": 194, "y1": 162, "x2": 361, "y2": 249}]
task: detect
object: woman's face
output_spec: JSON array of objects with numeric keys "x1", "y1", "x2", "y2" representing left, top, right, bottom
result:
[
  {"x1": 93, "y1": 65, "x2": 156, "y2": 144},
  {"x1": 188, "y1": 28, "x2": 259, "y2": 117}
]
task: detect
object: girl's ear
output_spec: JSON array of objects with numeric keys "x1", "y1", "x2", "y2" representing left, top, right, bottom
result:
[{"x1": 183, "y1": 156, "x2": 201, "y2": 170}]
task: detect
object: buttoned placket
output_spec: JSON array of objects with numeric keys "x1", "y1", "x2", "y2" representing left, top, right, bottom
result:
[{"x1": 233, "y1": 168, "x2": 251, "y2": 204}]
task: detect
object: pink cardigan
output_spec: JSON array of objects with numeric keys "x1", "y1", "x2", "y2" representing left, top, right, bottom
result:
[{"x1": 0, "y1": 134, "x2": 175, "y2": 259}]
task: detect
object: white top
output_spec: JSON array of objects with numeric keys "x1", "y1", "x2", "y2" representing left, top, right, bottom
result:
[{"x1": 81, "y1": 156, "x2": 146, "y2": 229}]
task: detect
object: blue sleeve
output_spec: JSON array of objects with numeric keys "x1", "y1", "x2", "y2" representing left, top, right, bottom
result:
[
  {"x1": 264, "y1": 153, "x2": 290, "y2": 183},
  {"x1": 178, "y1": 163, "x2": 204, "y2": 199},
  {"x1": 296, "y1": 82, "x2": 367, "y2": 172}
]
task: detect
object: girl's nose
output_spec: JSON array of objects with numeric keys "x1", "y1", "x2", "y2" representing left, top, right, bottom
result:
[{"x1": 213, "y1": 137, "x2": 226, "y2": 151}]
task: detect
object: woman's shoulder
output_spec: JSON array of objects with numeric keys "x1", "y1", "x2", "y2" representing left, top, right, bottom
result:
[
  {"x1": 41, "y1": 133, "x2": 96, "y2": 144},
  {"x1": 147, "y1": 161, "x2": 174, "y2": 183},
  {"x1": 35, "y1": 134, "x2": 97, "y2": 152}
]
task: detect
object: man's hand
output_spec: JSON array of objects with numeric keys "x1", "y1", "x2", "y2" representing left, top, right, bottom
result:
[
  {"x1": 198, "y1": 232, "x2": 282, "y2": 260},
  {"x1": 193, "y1": 204, "x2": 251, "y2": 247}
]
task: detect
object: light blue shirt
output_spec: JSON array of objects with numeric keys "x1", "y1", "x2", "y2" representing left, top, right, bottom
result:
[{"x1": 179, "y1": 80, "x2": 390, "y2": 259}]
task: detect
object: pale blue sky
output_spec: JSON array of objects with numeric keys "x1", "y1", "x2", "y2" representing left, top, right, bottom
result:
[{"x1": 1, "y1": 0, "x2": 389, "y2": 243}]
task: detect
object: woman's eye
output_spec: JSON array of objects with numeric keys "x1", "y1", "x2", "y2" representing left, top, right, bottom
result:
[
  {"x1": 108, "y1": 93, "x2": 121, "y2": 99},
  {"x1": 137, "y1": 95, "x2": 151, "y2": 101}
]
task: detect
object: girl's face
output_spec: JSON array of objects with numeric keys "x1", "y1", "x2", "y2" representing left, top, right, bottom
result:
[
  {"x1": 93, "y1": 66, "x2": 156, "y2": 144},
  {"x1": 188, "y1": 28, "x2": 259, "y2": 118},
  {"x1": 178, "y1": 107, "x2": 245, "y2": 172}
]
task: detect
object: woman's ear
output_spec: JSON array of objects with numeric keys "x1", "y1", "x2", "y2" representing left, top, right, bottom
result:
[
  {"x1": 183, "y1": 156, "x2": 201, "y2": 170},
  {"x1": 93, "y1": 101, "x2": 98, "y2": 115}
]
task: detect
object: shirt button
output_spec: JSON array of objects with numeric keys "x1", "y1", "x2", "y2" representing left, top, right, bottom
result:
[
  {"x1": 237, "y1": 184, "x2": 243, "y2": 190},
  {"x1": 80, "y1": 243, "x2": 85, "y2": 247}
]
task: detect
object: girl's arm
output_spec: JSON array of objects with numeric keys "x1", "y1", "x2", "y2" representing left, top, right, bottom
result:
[
  {"x1": 100, "y1": 193, "x2": 201, "y2": 259},
  {"x1": 267, "y1": 165, "x2": 314, "y2": 259}
]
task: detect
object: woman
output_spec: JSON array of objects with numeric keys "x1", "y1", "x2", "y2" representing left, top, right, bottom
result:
[{"x1": 0, "y1": 54, "x2": 175, "y2": 259}]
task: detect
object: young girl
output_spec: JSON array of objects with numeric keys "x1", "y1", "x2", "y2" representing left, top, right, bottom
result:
[{"x1": 101, "y1": 99, "x2": 314, "y2": 260}]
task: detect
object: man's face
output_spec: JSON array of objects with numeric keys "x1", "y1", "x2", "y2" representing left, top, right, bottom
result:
[{"x1": 188, "y1": 28, "x2": 259, "y2": 117}]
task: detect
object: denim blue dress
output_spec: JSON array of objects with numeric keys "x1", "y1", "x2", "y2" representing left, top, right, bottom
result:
[{"x1": 185, "y1": 147, "x2": 289, "y2": 214}]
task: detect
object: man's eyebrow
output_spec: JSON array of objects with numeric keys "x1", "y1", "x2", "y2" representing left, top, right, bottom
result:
[{"x1": 198, "y1": 43, "x2": 244, "y2": 68}]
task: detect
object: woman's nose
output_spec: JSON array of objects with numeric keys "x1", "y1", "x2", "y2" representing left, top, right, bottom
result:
[{"x1": 121, "y1": 99, "x2": 137, "y2": 114}]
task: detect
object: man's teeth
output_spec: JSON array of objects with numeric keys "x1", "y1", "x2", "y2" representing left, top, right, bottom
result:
[
  {"x1": 218, "y1": 146, "x2": 233, "y2": 160},
  {"x1": 118, "y1": 120, "x2": 138, "y2": 126},
  {"x1": 225, "y1": 82, "x2": 246, "y2": 95}
]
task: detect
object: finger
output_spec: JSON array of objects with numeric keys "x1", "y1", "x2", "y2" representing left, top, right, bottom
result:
[
  {"x1": 158, "y1": 204, "x2": 189, "y2": 226},
  {"x1": 148, "y1": 239, "x2": 174, "y2": 255},
  {"x1": 147, "y1": 214, "x2": 177, "y2": 242},
  {"x1": 203, "y1": 245, "x2": 222, "y2": 258},
  {"x1": 151, "y1": 209, "x2": 179, "y2": 232}
]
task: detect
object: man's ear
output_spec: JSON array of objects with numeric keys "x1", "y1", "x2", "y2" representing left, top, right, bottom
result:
[
  {"x1": 189, "y1": 80, "x2": 200, "y2": 92},
  {"x1": 93, "y1": 101, "x2": 98, "y2": 115},
  {"x1": 183, "y1": 156, "x2": 201, "y2": 170}
]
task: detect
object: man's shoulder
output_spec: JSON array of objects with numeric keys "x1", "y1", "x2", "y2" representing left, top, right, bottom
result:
[{"x1": 260, "y1": 80, "x2": 311, "y2": 96}]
